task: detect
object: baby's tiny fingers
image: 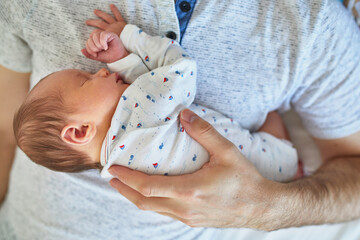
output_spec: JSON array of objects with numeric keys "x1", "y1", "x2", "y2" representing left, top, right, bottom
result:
[
  {"x1": 87, "y1": 38, "x2": 99, "y2": 52},
  {"x1": 91, "y1": 32, "x2": 103, "y2": 50},
  {"x1": 100, "y1": 31, "x2": 116, "y2": 50},
  {"x1": 86, "y1": 40, "x2": 98, "y2": 57},
  {"x1": 94, "y1": 9, "x2": 115, "y2": 24},
  {"x1": 86, "y1": 19, "x2": 108, "y2": 30},
  {"x1": 81, "y1": 48, "x2": 96, "y2": 60}
]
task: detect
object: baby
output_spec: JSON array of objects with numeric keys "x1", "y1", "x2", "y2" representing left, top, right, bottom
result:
[{"x1": 13, "y1": 6, "x2": 300, "y2": 182}]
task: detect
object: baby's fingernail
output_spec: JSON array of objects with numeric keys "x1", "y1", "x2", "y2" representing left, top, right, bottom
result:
[{"x1": 181, "y1": 109, "x2": 197, "y2": 123}]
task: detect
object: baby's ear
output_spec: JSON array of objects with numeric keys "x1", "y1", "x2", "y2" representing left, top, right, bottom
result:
[{"x1": 61, "y1": 122, "x2": 97, "y2": 146}]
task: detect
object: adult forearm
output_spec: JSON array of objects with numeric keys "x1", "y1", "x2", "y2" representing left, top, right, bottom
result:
[
  {"x1": 272, "y1": 156, "x2": 360, "y2": 229},
  {"x1": 108, "y1": 110, "x2": 360, "y2": 231},
  {"x1": 0, "y1": 137, "x2": 17, "y2": 205},
  {"x1": 0, "y1": 65, "x2": 30, "y2": 206}
]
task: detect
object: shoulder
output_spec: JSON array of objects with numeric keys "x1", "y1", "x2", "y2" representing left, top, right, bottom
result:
[
  {"x1": 254, "y1": 0, "x2": 346, "y2": 40},
  {"x1": 0, "y1": 0, "x2": 34, "y2": 30}
]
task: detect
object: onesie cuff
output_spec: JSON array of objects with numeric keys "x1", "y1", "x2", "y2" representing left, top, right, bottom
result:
[
  {"x1": 107, "y1": 53, "x2": 149, "y2": 84},
  {"x1": 119, "y1": 24, "x2": 141, "y2": 54}
]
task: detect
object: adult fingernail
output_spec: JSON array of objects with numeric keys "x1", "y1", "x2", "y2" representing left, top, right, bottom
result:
[
  {"x1": 109, "y1": 179, "x2": 116, "y2": 187},
  {"x1": 108, "y1": 168, "x2": 115, "y2": 176},
  {"x1": 181, "y1": 109, "x2": 198, "y2": 123}
]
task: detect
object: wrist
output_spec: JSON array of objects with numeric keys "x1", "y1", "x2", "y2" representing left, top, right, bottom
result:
[
  {"x1": 254, "y1": 179, "x2": 291, "y2": 230},
  {"x1": 232, "y1": 172, "x2": 290, "y2": 231},
  {"x1": 120, "y1": 49, "x2": 129, "y2": 59},
  {"x1": 109, "y1": 50, "x2": 128, "y2": 64},
  {"x1": 267, "y1": 176, "x2": 328, "y2": 229}
]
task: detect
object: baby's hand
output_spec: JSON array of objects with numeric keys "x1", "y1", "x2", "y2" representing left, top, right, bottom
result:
[
  {"x1": 81, "y1": 29, "x2": 128, "y2": 63},
  {"x1": 86, "y1": 4, "x2": 126, "y2": 37}
]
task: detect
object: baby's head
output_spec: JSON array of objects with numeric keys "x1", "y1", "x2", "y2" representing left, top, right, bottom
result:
[{"x1": 13, "y1": 68, "x2": 128, "y2": 172}]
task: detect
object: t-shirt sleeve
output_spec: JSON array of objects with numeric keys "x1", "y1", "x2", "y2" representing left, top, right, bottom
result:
[
  {"x1": 292, "y1": 0, "x2": 360, "y2": 139},
  {"x1": 0, "y1": 1, "x2": 33, "y2": 72}
]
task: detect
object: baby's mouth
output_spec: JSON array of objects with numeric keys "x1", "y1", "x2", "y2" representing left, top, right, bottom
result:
[{"x1": 114, "y1": 72, "x2": 122, "y2": 83}]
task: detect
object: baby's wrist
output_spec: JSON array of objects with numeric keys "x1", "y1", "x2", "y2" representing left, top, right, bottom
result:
[
  {"x1": 108, "y1": 48, "x2": 129, "y2": 64},
  {"x1": 120, "y1": 49, "x2": 129, "y2": 59}
]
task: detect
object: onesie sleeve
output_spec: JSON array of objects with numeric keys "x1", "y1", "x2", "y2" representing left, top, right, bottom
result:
[
  {"x1": 0, "y1": 1, "x2": 33, "y2": 72},
  {"x1": 107, "y1": 24, "x2": 191, "y2": 84},
  {"x1": 107, "y1": 53, "x2": 149, "y2": 84},
  {"x1": 113, "y1": 24, "x2": 197, "y2": 128},
  {"x1": 120, "y1": 24, "x2": 189, "y2": 70},
  {"x1": 292, "y1": 1, "x2": 360, "y2": 139}
]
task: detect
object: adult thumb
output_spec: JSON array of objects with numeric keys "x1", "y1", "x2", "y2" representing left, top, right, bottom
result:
[{"x1": 180, "y1": 109, "x2": 235, "y2": 157}]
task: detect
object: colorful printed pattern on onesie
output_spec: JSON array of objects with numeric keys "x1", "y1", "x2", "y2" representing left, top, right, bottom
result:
[
  {"x1": 100, "y1": 24, "x2": 298, "y2": 182},
  {"x1": 100, "y1": 24, "x2": 208, "y2": 178},
  {"x1": 187, "y1": 105, "x2": 299, "y2": 182}
]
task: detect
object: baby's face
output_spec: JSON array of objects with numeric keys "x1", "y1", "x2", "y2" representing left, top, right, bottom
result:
[{"x1": 31, "y1": 68, "x2": 129, "y2": 126}]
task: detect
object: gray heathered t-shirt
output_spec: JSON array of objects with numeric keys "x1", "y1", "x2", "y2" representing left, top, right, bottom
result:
[{"x1": 1, "y1": 0, "x2": 360, "y2": 239}]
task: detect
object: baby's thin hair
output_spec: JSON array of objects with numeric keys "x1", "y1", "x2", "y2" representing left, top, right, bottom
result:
[{"x1": 13, "y1": 88, "x2": 101, "y2": 172}]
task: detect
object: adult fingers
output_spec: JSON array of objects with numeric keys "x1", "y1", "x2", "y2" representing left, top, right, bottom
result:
[
  {"x1": 94, "y1": 9, "x2": 115, "y2": 23},
  {"x1": 157, "y1": 211, "x2": 206, "y2": 228},
  {"x1": 90, "y1": 29, "x2": 102, "y2": 35},
  {"x1": 110, "y1": 4, "x2": 125, "y2": 22},
  {"x1": 157, "y1": 212, "x2": 203, "y2": 228},
  {"x1": 180, "y1": 109, "x2": 236, "y2": 157},
  {"x1": 157, "y1": 212, "x2": 186, "y2": 223},
  {"x1": 86, "y1": 19, "x2": 108, "y2": 30},
  {"x1": 108, "y1": 165, "x2": 196, "y2": 199},
  {"x1": 110, "y1": 178, "x2": 192, "y2": 216}
]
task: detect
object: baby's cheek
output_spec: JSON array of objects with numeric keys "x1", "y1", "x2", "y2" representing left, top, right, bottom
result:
[{"x1": 106, "y1": 89, "x2": 121, "y2": 108}]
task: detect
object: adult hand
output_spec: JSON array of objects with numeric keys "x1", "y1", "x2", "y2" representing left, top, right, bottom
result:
[{"x1": 108, "y1": 109, "x2": 283, "y2": 230}]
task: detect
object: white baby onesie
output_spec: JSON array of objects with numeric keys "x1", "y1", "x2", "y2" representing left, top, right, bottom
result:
[{"x1": 100, "y1": 24, "x2": 298, "y2": 182}]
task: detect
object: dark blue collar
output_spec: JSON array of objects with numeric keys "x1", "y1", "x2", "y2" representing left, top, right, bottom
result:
[{"x1": 175, "y1": 0, "x2": 197, "y2": 44}]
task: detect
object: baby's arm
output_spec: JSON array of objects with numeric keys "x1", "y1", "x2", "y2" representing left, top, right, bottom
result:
[
  {"x1": 85, "y1": 5, "x2": 189, "y2": 76},
  {"x1": 82, "y1": 5, "x2": 162, "y2": 83},
  {"x1": 82, "y1": 5, "x2": 149, "y2": 83},
  {"x1": 82, "y1": 29, "x2": 149, "y2": 83},
  {"x1": 115, "y1": 25, "x2": 196, "y2": 126},
  {"x1": 119, "y1": 26, "x2": 188, "y2": 71},
  {"x1": 106, "y1": 24, "x2": 192, "y2": 86}
]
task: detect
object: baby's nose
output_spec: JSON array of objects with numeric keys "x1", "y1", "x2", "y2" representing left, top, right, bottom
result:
[{"x1": 96, "y1": 68, "x2": 110, "y2": 77}]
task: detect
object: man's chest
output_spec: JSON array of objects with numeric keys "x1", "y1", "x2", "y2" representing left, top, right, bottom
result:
[{"x1": 25, "y1": 0, "x2": 298, "y2": 129}]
